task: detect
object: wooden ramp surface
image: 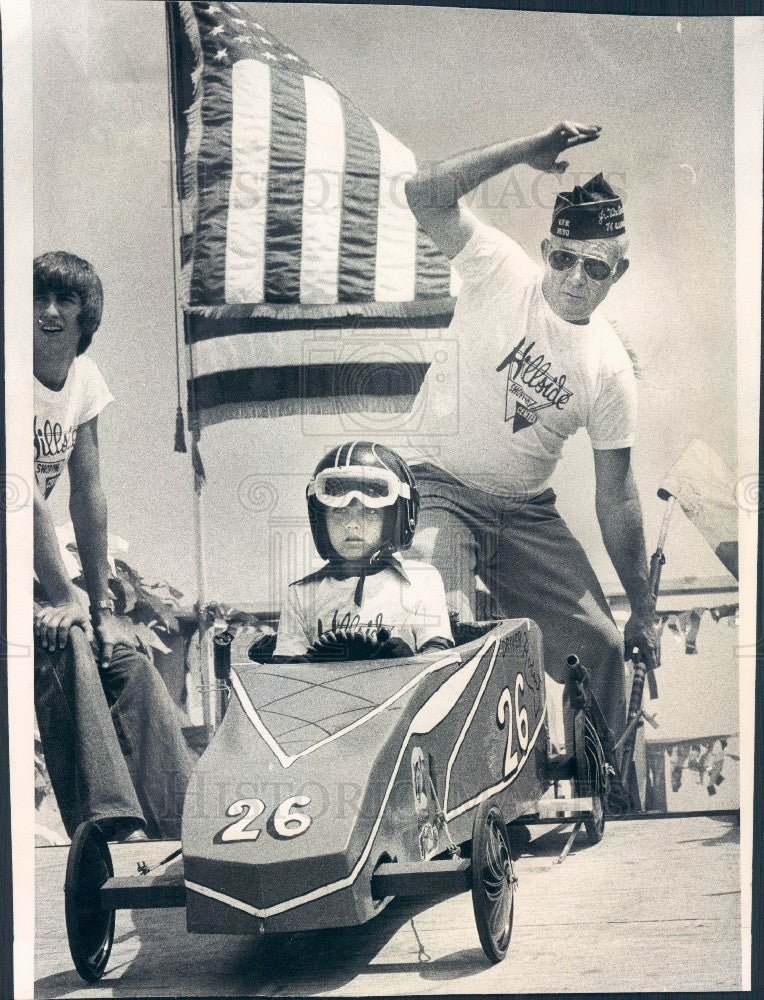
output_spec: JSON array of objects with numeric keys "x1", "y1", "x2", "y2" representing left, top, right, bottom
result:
[{"x1": 34, "y1": 814, "x2": 741, "y2": 997}]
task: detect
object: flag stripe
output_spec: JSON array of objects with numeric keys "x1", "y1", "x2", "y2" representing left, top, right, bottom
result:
[
  {"x1": 300, "y1": 76, "x2": 345, "y2": 304},
  {"x1": 190, "y1": 64, "x2": 235, "y2": 305},
  {"x1": 224, "y1": 59, "x2": 271, "y2": 303},
  {"x1": 264, "y1": 68, "x2": 307, "y2": 302},
  {"x1": 191, "y1": 362, "x2": 428, "y2": 410},
  {"x1": 337, "y1": 95, "x2": 380, "y2": 302},
  {"x1": 168, "y1": 2, "x2": 202, "y2": 272},
  {"x1": 186, "y1": 310, "x2": 455, "y2": 343},
  {"x1": 190, "y1": 328, "x2": 449, "y2": 377},
  {"x1": 372, "y1": 120, "x2": 417, "y2": 301},
  {"x1": 415, "y1": 226, "x2": 454, "y2": 299},
  {"x1": 196, "y1": 392, "x2": 420, "y2": 428}
]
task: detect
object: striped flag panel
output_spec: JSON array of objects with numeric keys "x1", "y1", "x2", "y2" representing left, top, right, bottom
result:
[
  {"x1": 168, "y1": 1, "x2": 457, "y2": 425},
  {"x1": 186, "y1": 311, "x2": 456, "y2": 427}
]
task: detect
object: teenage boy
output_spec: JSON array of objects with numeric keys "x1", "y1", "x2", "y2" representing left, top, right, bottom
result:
[{"x1": 33, "y1": 251, "x2": 192, "y2": 839}]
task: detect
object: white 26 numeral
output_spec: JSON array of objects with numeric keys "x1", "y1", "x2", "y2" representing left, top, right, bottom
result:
[
  {"x1": 497, "y1": 672, "x2": 529, "y2": 777},
  {"x1": 219, "y1": 795, "x2": 313, "y2": 843},
  {"x1": 273, "y1": 795, "x2": 313, "y2": 839},
  {"x1": 497, "y1": 690, "x2": 518, "y2": 775},
  {"x1": 515, "y1": 673, "x2": 529, "y2": 752},
  {"x1": 221, "y1": 798, "x2": 265, "y2": 842}
]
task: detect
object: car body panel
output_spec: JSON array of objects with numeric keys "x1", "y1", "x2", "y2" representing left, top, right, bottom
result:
[{"x1": 182, "y1": 617, "x2": 549, "y2": 934}]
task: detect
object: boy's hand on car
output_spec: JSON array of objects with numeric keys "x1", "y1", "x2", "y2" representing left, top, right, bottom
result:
[
  {"x1": 372, "y1": 635, "x2": 414, "y2": 659},
  {"x1": 307, "y1": 625, "x2": 414, "y2": 662},
  {"x1": 308, "y1": 626, "x2": 381, "y2": 661}
]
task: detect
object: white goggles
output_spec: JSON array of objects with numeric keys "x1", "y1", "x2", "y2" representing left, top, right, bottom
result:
[{"x1": 309, "y1": 466, "x2": 410, "y2": 509}]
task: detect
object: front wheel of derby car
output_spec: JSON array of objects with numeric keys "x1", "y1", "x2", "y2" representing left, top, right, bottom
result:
[
  {"x1": 573, "y1": 709, "x2": 607, "y2": 845},
  {"x1": 65, "y1": 821, "x2": 116, "y2": 981},
  {"x1": 470, "y1": 800, "x2": 516, "y2": 963}
]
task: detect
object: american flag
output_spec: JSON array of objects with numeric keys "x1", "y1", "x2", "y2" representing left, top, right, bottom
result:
[{"x1": 167, "y1": 1, "x2": 458, "y2": 427}]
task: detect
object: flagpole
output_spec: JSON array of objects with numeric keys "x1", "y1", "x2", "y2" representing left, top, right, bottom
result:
[
  {"x1": 164, "y1": 1, "x2": 217, "y2": 735},
  {"x1": 190, "y1": 420, "x2": 216, "y2": 735}
]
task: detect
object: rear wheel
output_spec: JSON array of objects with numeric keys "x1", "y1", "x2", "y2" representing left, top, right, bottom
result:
[
  {"x1": 65, "y1": 821, "x2": 115, "y2": 982},
  {"x1": 470, "y1": 801, "x2": 516, "y2": 963},
  {"x1": 573, "y1": 710, "x2": 607, "y2": 845}
]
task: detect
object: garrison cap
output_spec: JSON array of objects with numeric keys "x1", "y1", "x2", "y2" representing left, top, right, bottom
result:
[{"x1": 551, "y1": 173, "x2": 625, "y2": 240}]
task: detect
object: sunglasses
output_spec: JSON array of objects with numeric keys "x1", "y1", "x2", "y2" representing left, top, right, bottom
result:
[{"x1": 548, "y1": 249, "x2": 613, "y2": 282}]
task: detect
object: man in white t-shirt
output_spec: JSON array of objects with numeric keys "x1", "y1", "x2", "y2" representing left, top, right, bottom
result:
[
  {"x1": 403, "y1": 122, "x2": 660, "y2": 737},
  {"x1": 33, "y1": 252, "x2": 191, "y2": 839}
]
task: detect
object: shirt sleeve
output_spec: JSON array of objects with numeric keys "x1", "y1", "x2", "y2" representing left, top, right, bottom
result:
[
  {"x1": 78, "y1": 357, "x2": 115, "y2": 426},
  {"x1": 451, "y1": 220, "x2": 538, "y2": 296},
  {"x1": 273, "y1": 585, "x2": 311, "y2": 659},
  {"x1": 411, "y1": 566, "x2": 454, "y2": 650},
  {"x1": 587, "y1": 366, "x2": 638, "y2": 450}
]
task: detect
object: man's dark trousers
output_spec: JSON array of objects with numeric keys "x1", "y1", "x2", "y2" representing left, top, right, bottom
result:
[{"x1": 410, "y1": 463, "x2": 627, "y2": 738}]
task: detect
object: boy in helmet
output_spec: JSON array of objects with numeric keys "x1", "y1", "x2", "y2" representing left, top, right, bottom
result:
[{"x1": 273, "y1": 442, "x2": 454, "y2": 662}]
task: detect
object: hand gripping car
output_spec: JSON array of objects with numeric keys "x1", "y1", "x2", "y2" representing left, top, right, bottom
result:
[{"x1": 64, "y1": 447, "x2": 629, "y2": 979}]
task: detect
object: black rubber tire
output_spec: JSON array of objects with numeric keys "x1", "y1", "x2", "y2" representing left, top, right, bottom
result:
[
  {"x1": 573, "y1": 710, "x2": 607, "y2": 845},
  {"x1": 470, "y1": 801, "x2": 516, "y2": 963},
  {"x1": 64, "y1": 821, "x2": 115, "y2": 982}
]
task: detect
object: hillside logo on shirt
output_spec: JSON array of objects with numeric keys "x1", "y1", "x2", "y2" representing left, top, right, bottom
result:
[
  {"x1": 34, "y1": 415, "x2": 77, "y2": 498},
  {"x1": 496, "y1": 336, "x2": 574, "y2": 433},
  {"x1": 318, "y1": 610, "x2": 392, "y2": 635}
]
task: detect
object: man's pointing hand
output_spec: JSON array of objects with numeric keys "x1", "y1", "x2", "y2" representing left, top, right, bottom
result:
[{"x1": 525, "y1": 121, "x2": 602, "y2": 174}]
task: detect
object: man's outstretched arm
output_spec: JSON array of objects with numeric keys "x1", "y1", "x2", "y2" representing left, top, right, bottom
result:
[
  {"x1": 405, "y1": 121, "x2": 601, "y2": 259},
  {"x1": 593, "y1": 447, "x2": 660, "y2": 671}
]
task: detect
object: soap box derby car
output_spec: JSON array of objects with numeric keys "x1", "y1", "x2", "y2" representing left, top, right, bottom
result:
[{"x1": 65, "y1": 616, "x2": 628, "y2": 981}]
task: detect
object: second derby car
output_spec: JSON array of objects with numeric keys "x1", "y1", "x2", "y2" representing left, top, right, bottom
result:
[{"x1": 64, "y1": 616, "x2": 624, "y2": 980}]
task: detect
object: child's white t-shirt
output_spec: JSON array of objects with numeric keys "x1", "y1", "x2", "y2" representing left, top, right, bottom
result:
[
  {"x1": 34, "y1": 354, "x2": 114, "y2": 499},
  {"x1": 273, "y1": 558, "x2": 453, "y2": 659}
]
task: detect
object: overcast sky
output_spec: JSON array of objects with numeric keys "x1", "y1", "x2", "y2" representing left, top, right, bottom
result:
[{"x1": 32, "y1": 1, "x2": 742, "y2": 604}]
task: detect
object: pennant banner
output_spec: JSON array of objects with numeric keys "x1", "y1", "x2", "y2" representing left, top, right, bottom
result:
[
  {"x1": 167, "y1": 1, "x2": 458, "y2": 426},
  {"x1": 655, "y1": 603, "x2": 737, "y2": 656},
  {"x1": 659, "y1": 439, "x2": 738, "y2": 579}
]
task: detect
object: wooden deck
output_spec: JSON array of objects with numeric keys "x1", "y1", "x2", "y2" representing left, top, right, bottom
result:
[{"x1": 34, "y1": 813, "x2": 742, "y2": 997}]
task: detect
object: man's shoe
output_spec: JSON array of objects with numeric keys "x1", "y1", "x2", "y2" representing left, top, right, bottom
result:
[
  {"x1": 119, "y1": 828, "x2": 149, "y2": 842},
  {"x1": 97, "y1": 817, "x2": 147, "y2": 842}
]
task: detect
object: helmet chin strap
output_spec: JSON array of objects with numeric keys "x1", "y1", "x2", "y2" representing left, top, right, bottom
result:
[{"x1": 326, "y1": 543, "x2": 399, "y2": 607}]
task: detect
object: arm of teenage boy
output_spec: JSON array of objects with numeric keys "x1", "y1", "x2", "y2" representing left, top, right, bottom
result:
[
  {"x1": 66, "y1": 415, "x2": 135, "y2": 667},
  {"x1": 34, "y1": 484, "x2": 93, "y2": 648}
]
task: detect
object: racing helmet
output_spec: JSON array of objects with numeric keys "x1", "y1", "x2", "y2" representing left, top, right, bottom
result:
[{"x1": 307, "y1": 442, "x2": 420, "y2": 560}]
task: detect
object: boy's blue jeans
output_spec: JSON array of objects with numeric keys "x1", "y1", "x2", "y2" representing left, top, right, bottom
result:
[{"x1": 34, "y1": 625, "x2": 193, "y2": 839}]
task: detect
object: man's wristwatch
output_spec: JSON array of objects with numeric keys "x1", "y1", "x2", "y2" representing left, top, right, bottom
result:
[{"x1": 91, "y1": 598, "x2": 115, "y2": 623}]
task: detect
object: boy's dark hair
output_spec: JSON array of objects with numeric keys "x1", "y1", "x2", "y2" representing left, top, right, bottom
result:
[{"x1": 33, "y1": 252, "x2": 103, "y2": 355}]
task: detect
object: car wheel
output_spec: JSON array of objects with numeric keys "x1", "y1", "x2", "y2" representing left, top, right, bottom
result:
[
  {"x1": 470, "y1": 800, "x2": 516, "y2": 963},
  {"x1": 65, "y1": 821, "x2": 115, "y2": 982}
]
